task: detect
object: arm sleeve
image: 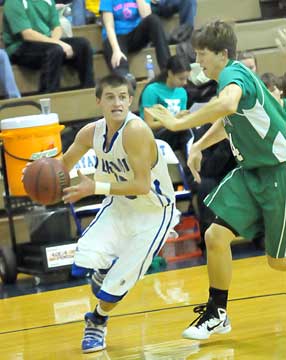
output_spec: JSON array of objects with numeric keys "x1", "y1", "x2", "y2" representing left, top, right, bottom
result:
[
  {"x1": 218, "y1": 65, "x2": 258, "y2": 106},
  {"x1": 4, "y1": 0, "x2": 32, "y2": 34},
  {"x1": 50, "y1": 1, "x2": 61, "y2": 29},
  {"x1": 218, "y1": 67, "x2": 246, "y2": 95},
  {"x1": 100, "y1": 0, "x2": 113, "y2": 12},
  {"x1": 141, "y1": 84, "x2": 159, "y2": 109}
]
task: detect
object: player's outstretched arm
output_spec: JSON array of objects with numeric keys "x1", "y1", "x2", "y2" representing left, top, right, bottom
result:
[{"x1": 146, "y1": 84, "x2": 242, "y2": 131}]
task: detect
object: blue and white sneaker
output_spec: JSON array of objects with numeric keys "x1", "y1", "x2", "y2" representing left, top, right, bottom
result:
[{"x1": 82, "y1": 312, "x2": 108, "y2": 353}]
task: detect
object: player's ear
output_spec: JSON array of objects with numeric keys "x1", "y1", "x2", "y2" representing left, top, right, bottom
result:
[{"x1": 128, "y1": 96, "x2": 133, "y2": 106}]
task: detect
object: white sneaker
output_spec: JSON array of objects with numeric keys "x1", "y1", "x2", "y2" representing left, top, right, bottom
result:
[{"x1": 182, "y1": 303, "x2": 231, "y2": 340}]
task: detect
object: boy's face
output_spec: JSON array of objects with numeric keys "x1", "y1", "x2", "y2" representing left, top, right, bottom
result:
[
  {"x1": 97, "y1": 85, "x2": 132, "y2": 123},
  {"x1": 195, "y1": 48, "x2": 227, "y2": 80}
]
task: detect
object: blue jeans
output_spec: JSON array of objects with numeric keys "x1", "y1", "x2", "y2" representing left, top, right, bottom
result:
[
  {"x1": 72, "y1": 0, "x2": 86, "y2": 26},
  {"x1": 0, "y1": 49, "x2": 21, "y2": 98},
  {"x1": 152, "y1": 0, "x2": 197, "y2": 27},
  {"x1": 72, "y1": 0, "x2": 94, "y2": 26}
]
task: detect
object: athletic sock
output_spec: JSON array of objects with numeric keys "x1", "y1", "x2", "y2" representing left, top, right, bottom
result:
[
  {"x1": 93, "y1": 304, "x2": 109, "y2": 324},
  {"x1": 209, "y1": 287, "x2": 228, "y2": 309}
]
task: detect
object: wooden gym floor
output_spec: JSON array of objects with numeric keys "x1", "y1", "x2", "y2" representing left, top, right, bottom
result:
[{"x1": 0, "y1": 255, "x2": 285, "y2": 359}]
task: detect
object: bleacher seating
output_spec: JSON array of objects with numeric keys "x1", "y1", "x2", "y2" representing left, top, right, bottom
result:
[{"x1": 0, "y1": 81, "x2": 147, "y2": 123}]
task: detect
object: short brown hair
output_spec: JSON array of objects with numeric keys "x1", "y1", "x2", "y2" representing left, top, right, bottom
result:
[{"x1": 191, "y1": 20, "x2": 237, "y2": 59}]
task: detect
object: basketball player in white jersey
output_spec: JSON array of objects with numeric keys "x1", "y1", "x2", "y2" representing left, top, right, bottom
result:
[{"x1": 61, "y1": 74, "x2": 178, "y2": 353}]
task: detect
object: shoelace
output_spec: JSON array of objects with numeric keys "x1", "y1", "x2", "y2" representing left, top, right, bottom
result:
[{"x1": 189, "y1": 304, "x2": 214, "y2": 327}]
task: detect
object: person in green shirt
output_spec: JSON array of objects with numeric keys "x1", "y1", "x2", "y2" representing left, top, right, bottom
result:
[
  {"x1": 3, "y1": 0, "x2": 94, "y2": 93},
  {"x1": 147, "y1": 20, "x2": 286, "y2": 341}
]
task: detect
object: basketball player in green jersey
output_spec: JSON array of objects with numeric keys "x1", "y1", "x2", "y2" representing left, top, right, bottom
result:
[{"x1": 146, "y1": 20, "x2": 286, "y2": 340}]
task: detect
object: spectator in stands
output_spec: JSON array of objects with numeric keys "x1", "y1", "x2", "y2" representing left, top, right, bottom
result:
[
  {"x1": 261, "y1": 72, "x2": 286, "y2": 110},
  {"x1": 0, "y1": 49, "x2": 21, "y2": 99},
  {"x1": 151, "y1": 0, "x2": 197, "y2": 28},
  {"x1": 140, "y1": 55, "x2": 191, "y2": 160},
  {"x1": 100, "y1": 0, "x2": 170, "y2": 77},
  {"x1": 237, "y1": 51, "x2": 257, "y2": 73},
  {"x1": 3, "y1": 0, "x2": 95, "y2": 94}
]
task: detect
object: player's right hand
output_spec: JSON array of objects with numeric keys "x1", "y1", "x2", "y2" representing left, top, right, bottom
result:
[
  {"x1": 187, "y1": 143, "x2": 202, "y2": 183},
  {"x1": 62, "y1": 170, "x2": 94, "y2": 203}
]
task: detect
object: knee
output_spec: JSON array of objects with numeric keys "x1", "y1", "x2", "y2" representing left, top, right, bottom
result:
[
  {"x1": 70, "y1": 37, "x2": 93, "y2": 56},
  {"x1": 144, "y1": 13, "x2": 162, "y2": 27},
  {"x1": 46, "y1": 43, "x2": 65, "y2": 59},
  {"x1": 267, "y1": 256, "x2": 286, "y2": 271},
  {"x1": 204, "y1": 224, "x2": 232, "y2": 252}
]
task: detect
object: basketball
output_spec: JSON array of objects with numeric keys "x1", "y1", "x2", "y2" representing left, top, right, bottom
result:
[{"x1": 22, "y1": 158, "x2": 70, "y2": 205}]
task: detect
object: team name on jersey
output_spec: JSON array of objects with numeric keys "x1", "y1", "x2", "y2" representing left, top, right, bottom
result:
[{"x1": 101, "y1": 157, "x2": 130, "y2": 182}]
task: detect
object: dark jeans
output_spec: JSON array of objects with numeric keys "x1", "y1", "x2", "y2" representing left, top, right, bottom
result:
[
  {"x1": 103, "y1": 14, "x2": 170, "y2": 76},
  {"x1": 152, "y1": 0, "x2": 197, "y2": 27},
  {"x1": 10, "y1": 37, "x2": 94, "y2": 93}
]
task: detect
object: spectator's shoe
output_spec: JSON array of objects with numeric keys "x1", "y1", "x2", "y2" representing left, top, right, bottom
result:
[
  {"x1": 82, "y1": 312, "x2": 108, "y2": 353},
  {"x1": 182, "y1": 301, "x2": 231, "y2": 340}
]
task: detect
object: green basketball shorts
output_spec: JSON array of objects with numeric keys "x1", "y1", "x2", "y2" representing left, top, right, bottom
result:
[{"x1": 204, "y1": 163, "x2": 286, "y2": 258}]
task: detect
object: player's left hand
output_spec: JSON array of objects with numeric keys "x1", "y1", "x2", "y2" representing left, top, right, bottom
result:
[
  {"x1": 62, "y1": 170, "x2": 94, "y2": 203},
  {"x1": 187, "y1": 143, "x2": 203, "y2": 183}
]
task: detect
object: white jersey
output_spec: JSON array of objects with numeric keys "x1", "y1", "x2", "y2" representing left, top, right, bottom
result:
[{"x1": 92, "y1": 111, "x2": 175, "y2": 209}]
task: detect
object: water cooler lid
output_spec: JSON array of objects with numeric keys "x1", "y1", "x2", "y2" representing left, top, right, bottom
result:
[{"x1": 0, "y1": 113, "x2": 59, "y2": 130}]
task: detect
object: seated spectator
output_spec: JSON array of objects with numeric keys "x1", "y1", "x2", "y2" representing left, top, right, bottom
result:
[
  {"x1": 3, "y1": 0, "x2": 95, "y2": 94},
  {"x1": 0, "y1": 48, "x2": 21, "y2": 98},
  {"x1": 100, "y1": 0, "x2": 170, "y2": 77},
  {"x1": 261, "y1": 72, "x2": 286, "y2": 110},
  {"x1": 140, "y1": 55, "x2": 191, "y2": 161},
  {"x1": 151, "y1": 0, "x2": 197, "y2": 28},
  {"x1": 237, "y1": 51, "x2": 257, "y2": 73}
]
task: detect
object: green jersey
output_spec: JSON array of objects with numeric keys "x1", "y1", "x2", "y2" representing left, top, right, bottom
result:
[
  {"x1": 3, "y1": 0, "x2": 60, "y2": 56},
  {"x1": 219, "y1": 60, "x2": 286, "y2": 169}
]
